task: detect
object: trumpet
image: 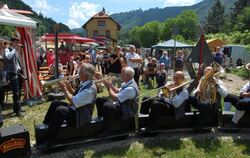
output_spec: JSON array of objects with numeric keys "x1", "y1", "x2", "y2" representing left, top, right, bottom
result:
[
  {"x1": 41, "y1": 76, "x2": 77, "y2": 88},
  {"x1": 139, "y1": 79, "x2": 194, "y2": 103},
  {"x1": 42, "y1": 75, "x2": 116, "y2": 88}
]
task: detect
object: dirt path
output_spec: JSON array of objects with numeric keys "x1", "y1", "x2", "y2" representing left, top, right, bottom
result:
[{"x1": 220, "y1": 73, "x2": 249, "y2": 95}]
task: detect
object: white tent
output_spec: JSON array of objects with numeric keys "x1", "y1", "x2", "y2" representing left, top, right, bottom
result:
[{"x1": 0, "y1": 9, "x2": 37, "y2": 28}]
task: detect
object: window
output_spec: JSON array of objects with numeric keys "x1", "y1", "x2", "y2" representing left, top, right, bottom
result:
[
  {"x1": 93, "y1": 30, "x2": 98, "y2": 37},
  {"x1": 106, "y1": 30, "x2": 110, "y2": 37},
  {"x1": 98, "y1": 21, "x2": 106, "y2": 27}
]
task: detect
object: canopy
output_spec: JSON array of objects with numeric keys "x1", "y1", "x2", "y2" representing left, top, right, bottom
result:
[
  {"x1": 41, "y1": 33, "x2": 96, "y2": 43},
  {"x1": 0, "y1": 9, "x2": 37, "y2": 28},
  {"x1": 207, "y1": 38, "x2": 226, "y2": 52},
  {"x1": 152, "y1": 39, "x2": 193, "y2": 49}
]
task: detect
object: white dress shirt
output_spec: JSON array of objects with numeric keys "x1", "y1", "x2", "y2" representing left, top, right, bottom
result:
[
  {"x1": 117, "y1": 79, "x2": 137, "y2": 103},
  {"x1": 125, "y1": 52, "x2": 141, "y2": 68},
  {"x1": 72, "y1": 80, "x2": 96, "y2": 109},
  {"x1": 161, "y1": 88, "x2": 189, "y2": 108},
  {"x1": 4, "y1": 47, "x2": 21, "y2": 71},
  {"x1": 240, "y1": 82, "x2": 250, "y2": 102}
]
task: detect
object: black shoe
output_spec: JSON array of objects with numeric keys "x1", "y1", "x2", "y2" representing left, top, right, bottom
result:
[{"x1": 16, "y1": 111, "x2": 23, "y2": 117}]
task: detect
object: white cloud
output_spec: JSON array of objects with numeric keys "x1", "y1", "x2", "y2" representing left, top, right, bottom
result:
[
  {"x1": 22, "y1": 0, "x2": 60, "y2": 15},
  {"x1": 66, "y1": 2, "x2": 100, "y2": 29},
  {"x1": 163, "y1": 0, "x2": 196, "y2": 7}
]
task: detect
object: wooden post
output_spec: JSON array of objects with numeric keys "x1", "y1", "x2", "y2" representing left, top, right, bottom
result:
[{"x1": 54, "y1": 24, "x2": 59, "y2": 78}]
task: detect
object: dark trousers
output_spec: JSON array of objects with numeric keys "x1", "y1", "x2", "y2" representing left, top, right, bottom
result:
[
  {"x1": 0, "y1": 74, "x2": 20, "y2": 113},
  {"x1": 133, "y1": 68, "x2": 140, "y2": 86},
  {"x1": 188, "y1": 96, "x2": 217, "y2": 125},
  {"x1": 140, "y1": 96, "x2": 157, "y2": 114},
  {"x1": 96, "y1": 97, "x2": 122, "y2": 130},
  {"x1": 149, "y1": 99, "x2": 175, "y2": 128},
  {"x1": 43, "y1": 100, "x2": 76, "y2": 139},
  {"x1": 224, "y1": 93, "x2": 239, "y2": 106},
  {"x1": 235, "y1": 99, "x2": 250, "y2": 111},
  {"x1": 96, "y1": 97, "x2": 110, "y2": 117}
]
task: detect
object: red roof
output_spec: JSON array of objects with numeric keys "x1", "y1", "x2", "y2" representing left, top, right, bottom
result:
[{"x1": 41, "y1": 33, "x2": 96, "y2": 43}]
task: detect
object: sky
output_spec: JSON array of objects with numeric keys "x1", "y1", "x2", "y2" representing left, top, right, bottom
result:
[{"x1": 22, "y1": 0, "x2": 203, "y2": 29}]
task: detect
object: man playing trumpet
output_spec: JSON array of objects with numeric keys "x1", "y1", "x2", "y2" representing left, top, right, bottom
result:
[
  {"x1": 40, "y1": 63, "x2": 97, "y2": 146},
  {"x1": 96, "y1": 67, "x2": 139, "y2": 132},
  {"x1": 140, "y1": 71, "x2": 190, "y2": 128},
  {"x1": 189, "y1": 66, "x2": 227, "y2": 126}
]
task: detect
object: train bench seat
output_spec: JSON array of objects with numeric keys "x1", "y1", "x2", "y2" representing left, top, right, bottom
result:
[
  {"x1": 35, "y1": 117, "x2": 135, "y2": 146},
  {"x1": 222, "y1": 111, "x2": 250, "y2": 128}
]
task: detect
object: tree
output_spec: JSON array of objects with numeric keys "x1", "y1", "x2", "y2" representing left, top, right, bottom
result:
[
  {"x1": 138, "y1": 21, "x2": 162, "y2": 47},
  {"x1": 234, "y1": 6, "x2": 250, "y2": 32},
  {"x1": 231, "y1": 0, "x2": 250, "y2": 25},
  {"x1": 205, "y1": 0, "x2": 225, "y2": 33},
  {"x1": 162, "y1": 10, "x2": 198, "y2": 41},
  {"x1": 0, "y1": 25, "x2": 15, "y2": 37}
]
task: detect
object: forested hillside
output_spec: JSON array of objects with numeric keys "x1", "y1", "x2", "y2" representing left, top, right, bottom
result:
[
  {"x1": 111, "y1": 0, "x2": 236, "y2": 31},
  {"x1": 0, "y1": 0, "x2": 70, "y2": 37}
]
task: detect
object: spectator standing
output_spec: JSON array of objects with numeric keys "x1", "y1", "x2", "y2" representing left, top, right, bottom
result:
[
  {"x1": 100, "y1": 50, "x2": 110, "y2": 77},
  {"x1": 156, "y1": 63, "x2": 168, "y2": 88},
  {"x1": 175, "y1": 50, "x2": 184, "y2": 72},
  {"x1": 88, "y1": 46, "x2": 97, "y2": 67},
  {"x1": 125, "y1": 45, "x2": 142, "y2": 86},
  {"x1": 213, "y1": 47, "x2": 226, "y2": 66},
  {"x1": 144, "y1": 58, "x2": 157, "y2": 88},
  {"x1": 109, "y1": 46, "x2": 124, "y2": 87},
  {"x1": 66, "y1": 56, "x2": 77, "y2": 76},
  {"x1": 46, "y1": 49, "x2": 55, "y2": 67},
  {"x1": 159, "y1": 51, "x2": 170, "y2": 74},
  {"x1": 0, "y1": 37, "x2": 24, "y2": 117}
]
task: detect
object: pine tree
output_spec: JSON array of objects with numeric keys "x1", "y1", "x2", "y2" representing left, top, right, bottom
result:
[
  {"x1": 205, "y1": 0, "x2": 225, "y2": 33},
  {"x1": 231, "y1": 0, "x2": 250, "y2": 25}
]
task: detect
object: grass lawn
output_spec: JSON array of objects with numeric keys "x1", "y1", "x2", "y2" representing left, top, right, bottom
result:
[
  {"x1": 82, "y1": 137, "x2": 250, "y2": 158},
  {"x1": 2, "y1": 80, "x2": 250, "y2": 158}
]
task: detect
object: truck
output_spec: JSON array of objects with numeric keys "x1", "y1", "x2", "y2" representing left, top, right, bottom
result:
[{"x1": 222, "y1": 45, "x2": 250, "y2": 67}]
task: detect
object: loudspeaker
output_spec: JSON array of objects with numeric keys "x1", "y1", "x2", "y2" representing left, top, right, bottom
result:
[{"x1": 0, "y1": 124, "x2": 31, "y2": 158}]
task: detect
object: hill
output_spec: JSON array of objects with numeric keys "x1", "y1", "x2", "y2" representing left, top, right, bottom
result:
[
  {"x1": 111, "y1": 0, "x2": 237, "y2": 31},
  {"x1": 0, "y1": 0, "x2": 70, "y2": 36}
]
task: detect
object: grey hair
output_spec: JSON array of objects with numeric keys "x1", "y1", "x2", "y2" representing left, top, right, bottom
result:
[
  {"x1": 129, "y1": 45, "x2": 135, "y2": 50},
  {"x1": 123, "y1": 67, "x2": 135, "y2": 79},
  {"x1": 81, "y1": 63, "x2": 95, "y2": 80}
]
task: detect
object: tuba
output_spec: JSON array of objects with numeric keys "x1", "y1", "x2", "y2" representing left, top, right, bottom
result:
[{"x1": 198, "y1": 62, "x2": 222, "y2": 104}]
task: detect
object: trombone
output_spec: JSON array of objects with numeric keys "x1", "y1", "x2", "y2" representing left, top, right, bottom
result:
[{"x1": 138, "y1": 79, "x2": 194, "y2": 103}]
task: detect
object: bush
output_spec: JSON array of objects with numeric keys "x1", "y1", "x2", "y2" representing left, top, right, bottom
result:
[{"x1": 228, "y1": 67, "x2": 250, "y2": 78}]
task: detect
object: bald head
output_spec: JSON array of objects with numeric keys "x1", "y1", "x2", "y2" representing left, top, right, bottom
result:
[
  {"x1": 204, "y1": 66, "x2": 212, "y2": 75},
  {"x1": 173, "y1": 71, "x2": 185, "y2": 85}
]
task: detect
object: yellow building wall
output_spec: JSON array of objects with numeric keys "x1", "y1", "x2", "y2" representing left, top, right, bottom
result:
[{"x1": 85, "y1": 18, "x2": 119, "y2": 40}]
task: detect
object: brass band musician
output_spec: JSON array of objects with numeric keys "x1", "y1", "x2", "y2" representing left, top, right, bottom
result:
[
  {"x1": 232, "y1": 63, "x2": 250, "y2": 127},
  {"x1": 40, "y1": 63, "x2": 97, "y2": 146},
  {"x1": 96, "y1": 67, "x2": 139, "y2": 132},
  {"x1": 140, "y1": 71, "x2": 190, "y2": 128},
  {"x1": 188, "y1": 66, "x2": 228, "y2": 126}
]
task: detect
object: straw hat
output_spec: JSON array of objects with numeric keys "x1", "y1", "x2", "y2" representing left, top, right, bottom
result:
[{"x1": 246, "y1": 63, "x2": 250, "y2": 71}]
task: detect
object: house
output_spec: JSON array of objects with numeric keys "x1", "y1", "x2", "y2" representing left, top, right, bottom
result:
[{"x1": 82, "y1": 8, "x2": 121, "y2": 47}]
